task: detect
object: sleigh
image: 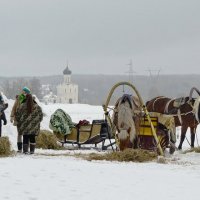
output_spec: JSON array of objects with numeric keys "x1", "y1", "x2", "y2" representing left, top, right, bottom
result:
[
  {"x1": 54, "y1": 119, "x2": 114, "y2": 150},
  {"x1": 103, "y1": 81, "x2": 176, "y2": 155}
]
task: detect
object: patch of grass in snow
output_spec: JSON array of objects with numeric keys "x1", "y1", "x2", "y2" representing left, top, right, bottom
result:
[
  {"x1": 36, "y1": 152, "x2": 71, "y2": 156},
  {"x1": 28, "y1": 147, "x2": 158, "y2": 162},
  {"x1": 85, "y1": 148, "x2": 158, "y2": 162},
  {"x1": 183, "y1": 147, "x2": 200, "y2": 154},
  {"x1": 0, "y1": 136, "x2": 13, "y2": 157}
]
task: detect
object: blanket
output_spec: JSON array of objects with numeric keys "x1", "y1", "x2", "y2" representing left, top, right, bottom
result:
[{"x1": 49, "y1": 109, "x2": 76, "y2": 135}]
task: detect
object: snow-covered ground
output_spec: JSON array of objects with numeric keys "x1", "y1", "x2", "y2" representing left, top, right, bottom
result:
[{"x1": 1, "y1": 97, "x2": 200, "y2": 200}]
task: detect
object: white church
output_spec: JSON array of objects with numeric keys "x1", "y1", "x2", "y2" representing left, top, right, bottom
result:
[{"x1": 56, "y1": 66, "x2": 78, "y2": 104}]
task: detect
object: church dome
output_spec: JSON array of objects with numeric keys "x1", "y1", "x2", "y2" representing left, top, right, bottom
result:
[{"x1": 63, "y1": 66, "x2": 72, "y2": 75}]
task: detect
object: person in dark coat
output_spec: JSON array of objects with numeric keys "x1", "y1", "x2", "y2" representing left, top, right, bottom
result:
[
  {"x1": 16, "y1": 93, "x2": 43, "y2": 154},
  {"x1": 0, "y1": 94, "x2": 8, "y2": 137}
]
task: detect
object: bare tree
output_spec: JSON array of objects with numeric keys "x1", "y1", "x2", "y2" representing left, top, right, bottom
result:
[{"x1": 29, "y1": 78, "x2": 42, "y2": 99}]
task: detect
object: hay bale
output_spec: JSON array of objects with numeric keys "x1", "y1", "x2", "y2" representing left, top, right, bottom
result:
[
  {"x1": 184, "y1": 147, "x2": 200, "y2": 154},
  {"x1": 53, "y1": 132, "x2": 64, "y2": 141},
  {"x1": 157, "y1": 156, "x2": 167, "y2": 164},
  {"x1": 36, "y1": 130, "x2": 63, "y2": 150},
  {"x1": 87, "y1": 148, "x2": 158, "y2": 162},
  {"x1": 0, "y1": 136, "x2": 12, "y2": 157}
]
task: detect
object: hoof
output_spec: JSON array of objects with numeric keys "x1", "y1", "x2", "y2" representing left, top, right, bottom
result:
[{"x1": 169, "y1": 147, "x2": 175, "y2": 154}]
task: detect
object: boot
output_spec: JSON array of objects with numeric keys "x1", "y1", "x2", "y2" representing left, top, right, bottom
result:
[
  {"x1": 17, "y1": 142, "x2": 22, "y2": 153},
  {"x1": 30, "y1": 144, "x2": 36, "y2": 154},
  {"x1": 23, "y1": 144, "x2": 29, "y2": 154}
]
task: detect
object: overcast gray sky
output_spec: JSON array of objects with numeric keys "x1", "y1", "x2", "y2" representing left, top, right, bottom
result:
[{"x1": 0, "y1": 0, "x2": 200, "y2": 76}]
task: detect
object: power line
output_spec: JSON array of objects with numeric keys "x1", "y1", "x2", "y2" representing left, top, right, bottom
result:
[
  {"x1": 146, "y1": 68, "x2": 161, "y2": 80},
  {"x1": 125, "y1": 59, "x2": 136, "y2": 82}
]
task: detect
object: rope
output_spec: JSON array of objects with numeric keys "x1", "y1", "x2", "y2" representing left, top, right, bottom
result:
[
  {"x1": 103, "y1": 111, "x2": 117, "y2": 151},
  {"x1": 170, "y1": 110, "x2": 194, "y2": 117},
  {"x1": 185, "y1": 136, "x2": 191, "y2": 147},
  {"x1": 105, "y1": 118, "x2": 115, "y2": 151}
]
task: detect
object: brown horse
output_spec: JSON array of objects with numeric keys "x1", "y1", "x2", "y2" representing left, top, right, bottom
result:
[
  {"x1": 112, "y1": 94, "x2": 141, "y2": 151},
  {"x1": 146, "y1": 88, "x2": 200, "y2": 150}
]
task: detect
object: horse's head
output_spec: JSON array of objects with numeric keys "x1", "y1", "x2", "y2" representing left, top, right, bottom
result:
[{"x1": 113, "y1": 94, "x2": 141, "y2": 151}]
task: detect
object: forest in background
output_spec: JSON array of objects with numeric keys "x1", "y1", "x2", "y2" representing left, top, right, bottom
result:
[{"x1": 0, "y1": 74, "x2": 200, "y2": 105}]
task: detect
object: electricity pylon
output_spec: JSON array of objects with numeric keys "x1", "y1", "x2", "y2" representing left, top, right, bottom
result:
[{"x1": 125, "y1": 59, "x2": 136, "y2": 83}]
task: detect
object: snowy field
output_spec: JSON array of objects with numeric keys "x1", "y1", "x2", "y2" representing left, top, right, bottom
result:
[{"x1": 1, "y1": 97, "x2": 200, "y2": 200}]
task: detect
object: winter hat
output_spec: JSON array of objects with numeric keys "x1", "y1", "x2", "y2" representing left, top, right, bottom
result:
[{"x1": 22, "y1": 87, "x2": 31, "y2": 94}]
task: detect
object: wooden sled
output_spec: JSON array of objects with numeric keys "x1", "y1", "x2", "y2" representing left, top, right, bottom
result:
[{"x1": 55, "y1": 120, "x2": 114, "y2": 150}]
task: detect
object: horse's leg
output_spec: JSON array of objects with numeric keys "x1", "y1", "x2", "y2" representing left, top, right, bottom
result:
[
  {"x1": 178, "y1": 126, "x2": 188, "y2": 150},
  {"x1": 133, "y1": 137, "x2": 138, "y2": 149},
  {"x1": 190, "y1": 126, "x2": 196, "y2": 148}
]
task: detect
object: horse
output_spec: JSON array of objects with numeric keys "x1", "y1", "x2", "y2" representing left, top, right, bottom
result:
[
  {"x1": 112, "y1": 94, "x2": 176, "y2": 153},
  {"x1": 146, "y1": 87, "x2": 200, "y2": 150},
  {"x1": 112, "y1": 94, "x2": 142, "y2": 151}
]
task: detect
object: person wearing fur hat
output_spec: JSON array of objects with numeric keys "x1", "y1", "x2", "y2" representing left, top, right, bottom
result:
[
  {"x1": 15, "y1": 93, "x2": 43, "y2": 154},
  {"x1": 10, "y1": 87, "x2": 31, "y2": 152},
  {"x1": 0, "y1": 93, "x2": 8, "y2": 137}
]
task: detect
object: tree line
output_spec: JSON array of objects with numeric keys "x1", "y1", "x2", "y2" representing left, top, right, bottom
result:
[
  {"x1": 2, "y1": 78, "x2": 42, "y2": 99},
  {"x1": 1, "y1": 74, "x2": 200, "y2": 105}
]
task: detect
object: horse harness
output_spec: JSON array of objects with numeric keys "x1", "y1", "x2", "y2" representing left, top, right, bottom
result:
[
  {"x1": 152, "y1": 96, "x2": 196, "y2": 125},
  {"x1": 118, "y1": 94, "x2": 134, "y2": 109}
]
